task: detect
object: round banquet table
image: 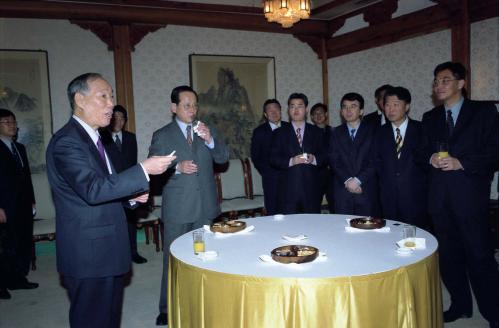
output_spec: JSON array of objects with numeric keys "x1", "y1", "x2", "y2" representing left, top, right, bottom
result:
[{"x1": 168, "y1": 214, "x2": 443, "y2": 328}]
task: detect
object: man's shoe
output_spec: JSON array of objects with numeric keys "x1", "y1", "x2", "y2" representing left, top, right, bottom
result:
[
  {"x1": 7, "y1": 281, "x2": 39, "y2": 290},
  {"x1": 443, "y1": 308, "x2": 472, "y2": 323},
  {"x1": 156, "y1": 313, "x2": 168, "y2": 326},
  {"x1": 0, "y1": 288, "x2": 11, "y2": 299},
  {"x1": 132, "y1": 254, "x2": 148, "y2": 264}
]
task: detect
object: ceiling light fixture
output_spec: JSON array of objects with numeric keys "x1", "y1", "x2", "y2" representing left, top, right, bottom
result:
[{"x1": 263, "y1": 0, "x2": 311, "y2": 28}]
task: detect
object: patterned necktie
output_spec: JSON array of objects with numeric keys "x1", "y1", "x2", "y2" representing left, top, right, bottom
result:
[
  {"x1": 186, "y1": 125, "x2": 192, "y2": 146},
  {"x1": 395, "y1": 128, "x2": 403, "y2": 159},
  {"x1": 446, "y1": 110, "x2": 454, "y2": 136},
  {"x1": 96, "y1": 137, "x2": 107, "y2": 164},
  {"x1": 296, "y1": 127, "x2": 303, "y2": 147},
  {"x1": 350, "y1": 128, "x2": 356, "y2": 141},
  {"x1": 114, "y1": 135, "x2": 122, "y2": 152},
  {"x1": 11, "y1": 142, "x2": 23, "y2": 168}
]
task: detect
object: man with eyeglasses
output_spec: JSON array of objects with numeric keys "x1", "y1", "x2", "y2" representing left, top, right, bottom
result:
[
  {"x1": 418, "y1": 61, "x2": 499, "y2": 327},
  {"x1": 148, "y1": 85, "x2": 228, "y2": 326},
  {"x1": 329, "y1": 93, "x2": 379, "y2": 216},
  {"x1": 270, "y1": 93, "x2": 324, "y2": 214},
  {"x1": 0, "y1": 108, "x2": 38, "y2": 300}
]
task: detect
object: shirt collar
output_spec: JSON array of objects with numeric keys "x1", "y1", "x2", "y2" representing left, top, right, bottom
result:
[
  {"x1": 445, "y1": 96, "x2": 464, "y2": 121},
  {"x1": 292, "y1": 121, "x2": 305, "y2": 132},
  {"x1": 269, "y1": 121, "x2": 280, "y2": 130},
  {"x1": 0, "y1": 136, "x2": 12, "y2": 150},
  {"x1": 391, "y1": 116, "x2": 409, "y2": 138},
  {"x1": 112, "y1": 131, "x2": 123, "y2": 140},
  {"x1": 73, "y1": 115, "x2": 100, "y2": 145}
]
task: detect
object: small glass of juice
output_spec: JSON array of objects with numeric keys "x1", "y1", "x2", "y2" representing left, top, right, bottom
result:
[
  {"x1": 193, "y1": 230, "x2": 205, "y2": 254},
  {"x1": 437, "y1": 142, "x2": 449, "y2": 158},
  {"x1": 402, "y1": 224, "x2": 416, "y2": 248}
]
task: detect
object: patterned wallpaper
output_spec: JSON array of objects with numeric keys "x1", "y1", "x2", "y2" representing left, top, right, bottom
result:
[
  {"x1": 0, "y1": 18, "x2": 115, "y2": 132},
  {"x1": 132, "y1": 25, "x2": 322, "y2": 160},
  {"x1": 327, "y1": 29, "x2": 451, "y2": 125}
]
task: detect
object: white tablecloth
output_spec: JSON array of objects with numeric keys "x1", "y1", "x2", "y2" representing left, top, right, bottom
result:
[{"x1": 170, "y1": 214, "x2": 438, "y2": 278}]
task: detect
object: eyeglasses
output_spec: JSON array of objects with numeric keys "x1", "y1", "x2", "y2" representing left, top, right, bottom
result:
[
  {"x1": 0, "y1": 120, "x2": 17, "y2": 125},
  {"x1": 433, "y1": 78, "x2": 458, "y2": 87},
  {"x1": 341, "y1": 104, "x2": 359, "y2": 110}
]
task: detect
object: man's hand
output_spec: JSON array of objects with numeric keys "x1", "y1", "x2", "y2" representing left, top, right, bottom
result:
[
  {"x1": 0, "y1": 208, "x2": 7, "y2": 223},
  {"x1": 142, "y1": 155, "x2": 176, "y2": 175},
  {"x1": 131, "y1": 193, "x2": 149, "y2": 203},
  {"x1": 430, "y1": 153, "x2": 440, "y2": 168},
  {"x1": 345, "y1": 178, "x2": 362, "y2": 194},
  {"x1": 291, "y1": 154, "x2": 308, "y2": 166},
  {"x1": 195, "y1": 121, "x2": 213, "y2": 144},
  {"x1": 177, "y1": 160, "x2": 198, "y2": 174},
  {"x1": 439, "y1": 156, "x2": 463, "y2": 171}
]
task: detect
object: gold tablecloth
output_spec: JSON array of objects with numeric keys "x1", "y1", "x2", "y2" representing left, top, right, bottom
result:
[{"x1": 168, "y1": 251, "x2": 442, "y2": 328}]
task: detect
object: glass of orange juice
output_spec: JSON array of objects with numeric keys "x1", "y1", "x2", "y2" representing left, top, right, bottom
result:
[
  {"x1": 193, "y1": 230, "x2": 205, "y2": 254},
  {"x1": 402, "y1": 224, "x2": 416, "y2": 248},
  {"x1": 437, "y1": 142, "x2": 449, "y2": 158}
]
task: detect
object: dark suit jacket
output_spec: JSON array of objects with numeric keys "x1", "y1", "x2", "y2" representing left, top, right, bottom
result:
[
  {"x1": 329, "y1": 121, "x2": 378, "y2": 216},
  {"x1": 270, "y1": 122, "x2": 324, "y2": 213},
  {"x1": 148, "y1": 121, "x2": 229, "y2": 224},
  {"x1": 363, "y1": 111, "x2": 384, "y2": 129},
  {"x1": 417, "y1": 99, "x2": 499, "y2": 216},
  {"x1": 101, "y1": 130, "x2": 138, "y2": 173},
  {"x1": 46, "y1": 118, "x2": 149, "y2": 279},
  {"x1": 251, "y1": 121, "x2": 290, "y2": 178},
  {"x1": 373, "y1": 119, "x2": 427, "y2": 225},
  {"x1": 0, "y1": 140, "x2": 35, "y2": 223}
]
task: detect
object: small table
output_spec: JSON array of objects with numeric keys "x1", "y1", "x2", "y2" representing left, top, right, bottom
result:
[{"x1": 169, "y1": 214, "x2": 443, "y2": 328}]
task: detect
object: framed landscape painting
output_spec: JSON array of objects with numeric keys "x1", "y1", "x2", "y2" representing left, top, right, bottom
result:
[
  {"x1": 0, "y1": 50, "x2": 52, "y2": 173},
  {"x1": 189, "y1": 54, "x2": 276, "y2": 159}
]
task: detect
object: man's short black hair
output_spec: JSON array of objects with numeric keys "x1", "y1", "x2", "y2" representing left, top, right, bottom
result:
[
  {"x1": 310, "y1": 103, "x2": 328, "y2": 115},
  {"x1": 0, "y1": 108, "x2": 15, "y2": 120},
  {"x1": 113, "y1": 105, "x2": 128, "y2": 121},
  {"x1": 383, "y1": 86, "x2": 412, "y2": 104},
  {"x1": 262, "y1": 99, "x2": 281, "y2": 113},
  {"x1": 67, "y1": 73, "x2": 104, "y2": 110},
  {"x1": 287, "y1": 93, "x2": 308, "y2": 107},
  {"x1": 171, "y1": 85, "x2": 198, "y2": 105},
  {"x1": 341, "y1": 93, "x2": 364, "y2": 109},
  {"x1": 434, "y1": 61, "x2": 466, "y2": 80},
  {"x1": 374, "y1": 84, "x2": 393, "y2": 99}
]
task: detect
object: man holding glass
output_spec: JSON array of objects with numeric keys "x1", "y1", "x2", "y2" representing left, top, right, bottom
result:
[
  {"x1": 269, "y1": 93, "x2": 324, "y2": 214},
  {"x1": 418, "y1": 62, "x2": 499, "y2": 327},
  {"x1": 148, "y1": 85, "x2": 228, "y2": 325}
]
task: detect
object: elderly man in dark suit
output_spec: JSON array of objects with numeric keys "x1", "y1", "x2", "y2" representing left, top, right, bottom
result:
[
  {"x1": 46, "y1": 73, "x2": 174, "y2": 328},
  {"x1": 372, "y1": 87, "x2": 427, "y2": 226},
  {"x1": 250, "y1": 99, "x2": 290, "y2": 215},
  {"x1": 270, "y1": 93, "x2": 324, "y2": 214},
  {"x1": 102, "y1": 105, "x2": 147, "y2": 264},
  {"x1": 418, "y1": 62, "x2": 499, "y2": 327},
  {"x1": 329, "y1": 92, "x2": 378, "y2": 216},
  {"x1": 149, "y1": 85, "x2": 228, "y2": 326},
  {"x1": 0, "y1": 108, "x2": 38, "y2": 300}
]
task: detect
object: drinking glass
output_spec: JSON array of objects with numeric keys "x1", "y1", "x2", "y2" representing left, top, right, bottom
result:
[
  {"x1": 192, "y1": 230, "x2": 205, "y2": 254},
  {"x1": 402, "y1": 225, "x2": 416, "y2": 248},
  {"x1": 437, "y1": 142, "x2": 449, "y2": 158}
]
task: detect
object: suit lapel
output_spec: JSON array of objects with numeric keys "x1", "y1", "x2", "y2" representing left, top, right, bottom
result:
[{"x1": 71, "y1": 119, "x2": 109, "y2": 174}]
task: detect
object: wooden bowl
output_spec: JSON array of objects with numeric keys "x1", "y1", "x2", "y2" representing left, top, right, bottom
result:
[
  {"x1": 349, "y1": 217, "x2": 386, "y2": 230},
  {"x1": 210, "y1": 220, "x2": 246, "y2": 233},
  {"x1": 271, "y1": 245, "x2": 319, "y2": 264}
]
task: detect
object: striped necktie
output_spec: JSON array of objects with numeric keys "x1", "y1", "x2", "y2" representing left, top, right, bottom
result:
[
  {"x1": 350, "y1": 128, "x2": 356, "y2": 141},
  {"x1": 296, "y1": 127, "x2": 303, "y2": 147},
  {"x1": 186, "y1": 125, "x2": 192, "y2": 146},
  {"x1": 395, "y1": 128, "x2": 403, "y2": 159},
  {"x1": 114, "y1": 135, "x2": 122, "y2": 151}
]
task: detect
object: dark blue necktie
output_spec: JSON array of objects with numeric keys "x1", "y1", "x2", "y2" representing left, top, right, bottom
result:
[
  {"x1": 114, "y1": 135, "x2": 122, "y2": 152},
  {"x1": 350, "y1": 129, "x2": 356, "y2": 141},
  {"x1": 446, "y1": 110, "x2": 454, "y2": 136},
  {"x1": 11, "y1": 142, "x2": 23, "y2": 168}
]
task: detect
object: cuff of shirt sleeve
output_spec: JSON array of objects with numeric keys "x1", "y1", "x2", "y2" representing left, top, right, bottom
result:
[
  {"x1": 206, "y1": 138, "x2": 215, "y2": 149},
  {"x1": 139, "y1": 163, "x2": 150, "y2": 182}
]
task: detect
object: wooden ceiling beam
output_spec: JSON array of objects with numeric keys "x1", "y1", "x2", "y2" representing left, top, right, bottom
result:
[{"x1": 0, "y1": 0, "x2": 329, "y2": 36}]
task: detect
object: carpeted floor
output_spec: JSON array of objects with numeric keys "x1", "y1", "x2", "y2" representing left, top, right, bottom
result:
[{"x1": 0, "y1": 231, "x2": 495, "y2": 328}]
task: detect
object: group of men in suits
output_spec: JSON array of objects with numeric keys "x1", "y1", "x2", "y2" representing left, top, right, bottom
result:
[
  {"x1": 0, "y1": 108, "x2": 39, "y2": 300},
  {"x1": 251, "y1": 62, "x2": 499, "y2": 327}
]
